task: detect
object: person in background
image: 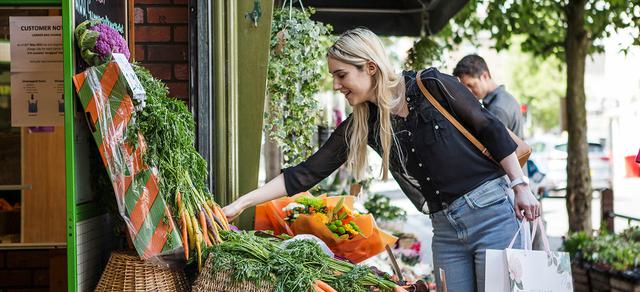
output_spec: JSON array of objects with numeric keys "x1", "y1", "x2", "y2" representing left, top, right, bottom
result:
[
  {"x1": 454, "y1": 54, "x2": 551, "y2": 251},
  {"x1": 453, "y1": 54, "x2": 524, "y2": 139}
]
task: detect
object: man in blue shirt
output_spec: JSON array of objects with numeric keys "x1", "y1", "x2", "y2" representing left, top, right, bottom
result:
[{"x1": 454, "y1": 54, "x2": 524, "y2": 139}]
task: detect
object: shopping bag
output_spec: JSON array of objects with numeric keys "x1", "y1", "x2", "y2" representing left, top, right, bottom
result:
[{"x1": 485, "y1": 219, "x2": 573, "y2": 292}]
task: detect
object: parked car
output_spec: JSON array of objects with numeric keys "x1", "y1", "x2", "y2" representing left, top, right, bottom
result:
[{"x1": 528, "y1": 136, "x2": 612, "y2": 192}]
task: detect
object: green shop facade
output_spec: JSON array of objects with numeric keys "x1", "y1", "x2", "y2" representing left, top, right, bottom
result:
[{"x1": 0, "y1": 0, "x2": 274, "y2": 290}]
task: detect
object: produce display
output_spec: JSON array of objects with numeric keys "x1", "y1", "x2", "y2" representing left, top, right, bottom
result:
[
  {"x1": 73, "y1": 19, "x2": 417, "y2": 292},
  {"x1": 204, "y1": 230, "x2": 400, "y2": 292},
  {"x1": 129, "y1": 64, "x2": 231, "y2": 270},
  {"x1": 73, "y1": 20, "x2": 230, "y2": 270}
]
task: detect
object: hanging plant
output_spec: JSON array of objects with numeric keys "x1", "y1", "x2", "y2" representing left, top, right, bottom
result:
[
  {"x1": 405, "y1": 36, "x2": 445, "y2": 70},
  {"x1": 265, "y1": 4, "x2": 332, "y2": 167}
]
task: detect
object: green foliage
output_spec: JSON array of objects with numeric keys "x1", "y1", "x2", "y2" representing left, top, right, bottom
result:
[
  {"x1": 505, "y1": 40, "x2": 566, "y2": 131},
  {"x1": 364, "y1": 193, "x2": 407, "y2": 222},
  {"x1": 128, "y1": 64, "x2": 210, "y2": 205},
  {"x1": 206, "y1": 231, "x2": 396, "y2": 292},
  {"x1": 562, "y1": 231, "x2": 590, "y2": 258},
  {"x1": 404, "y1": 0, "x2": 480, "y2": 69},
  {"x1": 563, "y1": 227, "x2": 640, "y2": 271},
  {"x1": 622, "y1": 226, "x2": 640, "y2": 242},
  {"x1": 460, "y1": 0, "x2": 640, "y2": 59},
  {"x1": 265, "y1": 7, "x2": 332, "y2": 167},
  {"x1": 405, "y1": 37, "x2": 446, "y2": 70}
]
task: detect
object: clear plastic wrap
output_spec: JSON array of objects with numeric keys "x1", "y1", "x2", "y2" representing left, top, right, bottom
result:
[{"x1": 73, "y1": 60, "x2": 183, "y2": 267}]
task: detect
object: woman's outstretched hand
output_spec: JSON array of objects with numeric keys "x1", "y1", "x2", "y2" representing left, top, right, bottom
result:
[
  {"x1": 221, "y1": 174, "x2": 288, "y2": 222},
  {"x1": 222, "y1": 200, "x2": 245, "y2": 222}
]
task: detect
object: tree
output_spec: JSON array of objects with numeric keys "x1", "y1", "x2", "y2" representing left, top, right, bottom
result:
[{"x1": 410, "y1": 0, "x2": 640, "y2": 232}]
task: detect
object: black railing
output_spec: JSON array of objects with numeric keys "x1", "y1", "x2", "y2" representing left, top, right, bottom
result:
[{"x1": 605, "y1": 211, "x2": 640, "y2": 223}]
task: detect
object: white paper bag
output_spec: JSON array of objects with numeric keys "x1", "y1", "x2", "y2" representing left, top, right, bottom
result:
[{"x1": 485, "y1": 219, "x2": 573, "y2": 292}]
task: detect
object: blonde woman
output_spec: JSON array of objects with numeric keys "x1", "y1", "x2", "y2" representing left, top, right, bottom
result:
[{"x1": 223, "y1": 28, "x2": 539, "y2": 292}]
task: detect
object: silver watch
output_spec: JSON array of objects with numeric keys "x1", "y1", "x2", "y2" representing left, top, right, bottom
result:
[{"x1": 509, "y1": 176, "x2": 530, "y2": 189}]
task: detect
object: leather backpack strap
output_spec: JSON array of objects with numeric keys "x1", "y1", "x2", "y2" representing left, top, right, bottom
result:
[{"x1": 415, "y1": 70, "x2": 496, "y2": 163}]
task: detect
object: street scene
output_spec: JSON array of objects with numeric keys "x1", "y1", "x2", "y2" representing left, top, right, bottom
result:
[{"x1": 0, "y1": 0, "x2": 639, "y2": 291}]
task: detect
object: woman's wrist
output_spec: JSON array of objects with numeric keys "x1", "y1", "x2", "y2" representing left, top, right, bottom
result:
[
  {"x1": 512, "y1": 183, "x2": 530, "y2": 195},
  {"x1": 235, "y1": 193, "x2": 254, "y2": 211}
]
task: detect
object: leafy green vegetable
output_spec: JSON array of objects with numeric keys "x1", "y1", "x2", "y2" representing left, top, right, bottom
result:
[
  {"x1": 206, "y1": 231, "x2": 397, "y2": 292},
  {"x1": 295, "y1": 196, "x2": 325, "y2": 211}
]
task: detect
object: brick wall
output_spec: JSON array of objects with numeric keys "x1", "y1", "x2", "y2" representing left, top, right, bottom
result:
[
  {"x1": 134, "y1": 0, "x2": 189, "y2": 101},
  {"x1": 0, "y1": 249, "x2": 67, "y2": 292}
]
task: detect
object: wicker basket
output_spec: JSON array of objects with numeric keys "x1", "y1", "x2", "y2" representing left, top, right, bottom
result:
[
  {"x1": 94, "y1": 251, "x2": 190, "y2": 292},
  {"x1": 191, "y1": 254, "x2": 274, "y2": 292}
]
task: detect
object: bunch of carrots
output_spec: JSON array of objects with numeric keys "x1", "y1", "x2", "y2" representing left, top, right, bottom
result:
[
  {"x1": 130, "y1": 64, "x2": 231, "y2": 271},
  {"x1": 175, "y1": 189, "x2": 230, "y2": 271}
]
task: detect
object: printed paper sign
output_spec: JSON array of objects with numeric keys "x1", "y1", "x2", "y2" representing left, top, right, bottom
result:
[{"x1": 9, "y1": 16, "x2": 63, "y2": 126}]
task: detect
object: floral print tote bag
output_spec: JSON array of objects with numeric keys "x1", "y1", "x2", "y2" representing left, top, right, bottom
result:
[{"x1": 485, "y1": 219, "x2": 573, "y2": 292}]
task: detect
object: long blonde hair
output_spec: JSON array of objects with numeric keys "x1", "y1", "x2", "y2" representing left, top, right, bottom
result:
[{"x1": 327, "y1": 28, "x2": 401, "y2": 181}]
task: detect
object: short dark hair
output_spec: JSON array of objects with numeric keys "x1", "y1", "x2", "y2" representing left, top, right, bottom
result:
[{"x1": 453, "y1": 54, "x2": 491, "y2": 78}]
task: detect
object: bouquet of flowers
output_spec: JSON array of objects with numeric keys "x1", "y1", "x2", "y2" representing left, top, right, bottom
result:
[
  {"x1": 394, "y1": 233, "x2": 422, "y2": 266},
  {"x1": 255, "y1": 192, "x2": 397, "y2": 263},
  {"x1": 283, "y1": 196, "x2": 363, "y2": 239}
]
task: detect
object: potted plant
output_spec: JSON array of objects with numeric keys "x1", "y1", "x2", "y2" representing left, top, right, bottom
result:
[
  {"x1": 264, "y1": 5, "x2": 332, "y2": 167},
  {"x1": 563, "y1": 226, "x2": 640, "y2": 292}
]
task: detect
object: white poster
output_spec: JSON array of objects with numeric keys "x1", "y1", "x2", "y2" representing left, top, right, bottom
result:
[{"x1": 9, "y1": 16, "x2": 63, "y2": 127}]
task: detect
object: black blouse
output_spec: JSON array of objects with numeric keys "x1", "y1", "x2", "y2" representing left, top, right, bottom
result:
[{"x1": 283, "y1": 68, "x2": 517, "y2": 214}]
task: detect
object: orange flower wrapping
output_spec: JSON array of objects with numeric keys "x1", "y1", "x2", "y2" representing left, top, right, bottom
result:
[{"x1": 254, "y1": 193, "x2": 397, "y2": 263}]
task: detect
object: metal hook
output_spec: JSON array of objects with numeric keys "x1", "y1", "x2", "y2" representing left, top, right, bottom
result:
[{"x1": 245, "y1": 0, "x2": 262, "y2": 27}]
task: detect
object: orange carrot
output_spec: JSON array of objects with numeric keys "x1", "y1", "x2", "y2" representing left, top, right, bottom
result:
[
  {"x1": 213, "y1": 203, "x2": 230, "y2": 230},
  {"x1": 315, "y1": 280, "x2": 336, "y2": 292},
  {"x1": 180, "y1": 211, "x2": 189, "y2": 259},
  {"x1": 312, "y1": 283, "x2": 324, "y2": 292},
  {"x1": 176, "y1": 192, "x2": 182, "y2": 211},
  {"x1": 199, "y1": 210, "x2": 212, "y2": 247},
  {"x1": 208, "y1": 201, "x2": 227, "y2": 230}
]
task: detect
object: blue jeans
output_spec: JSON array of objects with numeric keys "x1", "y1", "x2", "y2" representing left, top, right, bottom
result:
[{"x1": 430, "y1": 176, "x2": 522, "y2": 292}]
